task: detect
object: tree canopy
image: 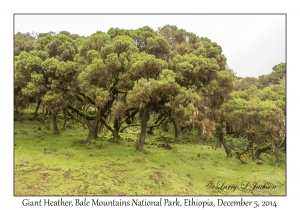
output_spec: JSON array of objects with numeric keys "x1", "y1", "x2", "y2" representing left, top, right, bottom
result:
[{"x1": 14, "y1": 25, "x2": 286, "y2": 163}]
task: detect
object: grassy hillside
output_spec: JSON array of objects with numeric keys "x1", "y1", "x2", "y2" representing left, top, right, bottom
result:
[{"x1": 14, "y1": 111, "x2": 286, "y2": 196}]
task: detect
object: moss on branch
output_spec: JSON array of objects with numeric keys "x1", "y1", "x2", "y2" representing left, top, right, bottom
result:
[{"x1": 67, "y1": 104, "x2": 97, "y2": 120}]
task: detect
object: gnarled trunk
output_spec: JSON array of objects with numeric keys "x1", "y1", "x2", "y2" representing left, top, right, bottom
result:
[
  {"x1": 34, "y1": 100, "x2": 42, "y2": 120},
  {"x1": 219, "y1": 132, "x2": 232, "y2": 158},
  {"x1": 171, "y1": 117, "x2": 179, "y2": 138},
  {"x1": 217, "y1": 123, "x2": 232, "y2": 158},
  {"x1": 254, "y1": 143, "x2": 271, "y2": 160},
  {"x1": 280, "y1": 135, "x2": 286, "y2": 152},
  {"x1": 271, "y1": 140, "x2": 280, "y2": 162},
  {"x1": 137, "y1": 107, "x2": 149, "y2": 152},
  {"x1": 239, "y1": 139, "x2": 254, "y2": 160},
  {"x1": 41, "y1": 105, "x2": 46, "y2": 124},
  {"x1": 85, "y1": 111, "x2": 102, "y2": 144},
  {"x1": 113, "y1": 118, "x2": 120, "y2": 143},
  {"x1": 93, "y1": 120, "x2": 100, "y2": 139},
  {"x1": 51, "y1": 113, "x2": 59, "y2": 135}
]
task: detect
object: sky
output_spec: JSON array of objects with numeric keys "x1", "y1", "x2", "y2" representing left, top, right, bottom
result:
[{"x1": 14, "y1": 14, "x2": 286, "y2": 78}]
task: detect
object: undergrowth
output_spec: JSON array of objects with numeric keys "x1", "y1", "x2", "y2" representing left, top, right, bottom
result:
[{"x1": 14, "y1": 110, "x2": 286, "y2": 196}]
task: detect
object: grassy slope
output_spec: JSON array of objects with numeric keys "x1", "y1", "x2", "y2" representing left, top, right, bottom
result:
[{"x1": 14, "y1": 113, "x2": 286, "y2": 196}]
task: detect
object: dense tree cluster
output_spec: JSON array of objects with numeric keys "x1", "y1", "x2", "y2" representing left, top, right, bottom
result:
[
  {"x1": 221, "y1": 63, "x2": 286, "y2": 162},
  {"x1": 14, "y1": 26, "x2": 286, "y2": 162}
]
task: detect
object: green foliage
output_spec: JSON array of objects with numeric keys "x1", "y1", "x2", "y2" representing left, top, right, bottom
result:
[
  {"x1": 94, "y1": 88, "x2": 111, "y2": 109},
  {"x1": 234, "y1": 77, "x2": 259, "y2": 91},
  {"x1": 14, "y1": 33, "x2": 80, "y2": 119},
  {"x1": 222, "y1": 63, "x2": 286, "y2": 152},
  {"x1": 258, "y1": 62, "x2": 286, "y2": 87},
  {"x1": 14, "y1": 32, "x2": 37, "y2": 56},
  {"x1": 14, "y1": 27, "x2": 285, "y2": 160},
  {"x1": 35, "y1": 34, "x2": 77, "y2": 61},
  {"x1": 43, "y1": 91, "x2": 68, "y2": 114},
  {"x1": 111, "y1": 101, "x2": 126, "y2": 119},
  {"x1": 226, "y1": 137, "x2": 248, "y2": 149}
]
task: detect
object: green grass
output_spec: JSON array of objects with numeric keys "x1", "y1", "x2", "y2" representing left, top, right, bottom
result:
[{"x1": 14, "y1": 111, "x2": 286, "y2": 196}]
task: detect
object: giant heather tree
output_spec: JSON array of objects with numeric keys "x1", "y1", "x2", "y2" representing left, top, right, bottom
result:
[
  {"x1": 165, "y1": 32, "x2": 233, "y2": 156},
  {"x1": 14, "y1": 33, "x2": 78, "y2": 134},
  {"x1": 221, "y1": 63, "x2": 286, "y2": 162},
  {"x1": 75, "y1": 32, "x2": 157, "y2": 143}
]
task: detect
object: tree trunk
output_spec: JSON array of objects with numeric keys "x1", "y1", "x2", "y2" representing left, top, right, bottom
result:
[
  {"x1": 271, "y1": 140, "x2": 280, "y2": 162},
  {"x1": 98, "y1": 113, "x2": 109, "y2": 134},
  {"x1": 280, "y1": 135, "x2": 286, "y2": 152},
  {"x1": 238, "y1": 140, "x2": 253, "y2": 160},
  {"x1": 41, "y1": 105, "x2": 45, "y2": 124},
  {"x1": 219, "y1": 132, "x2": 232, "y2": 158},
  {"x1": 137, "y1": 107, "x2": 149, "y2": 152},
  {"x1": 113, "y1": 118, "x2": 120, "y2": 143},
  {"x1": 171, "y1": 118, "x2": 179, "y2": 138},
  {"x1": 93, "y1": 120, "x2": 100, "y2": 139},
  {"x1": 282, "y1": 138, "x2": 286, "y2": 152},
  {"x1": 217, "y1": 123, "x2": 232, "y2": 158},
  {"x1": 85, "y1": 111, "x2": 102, "y2": 144},
  {"x1": 34, "y1": 100, "x2": 42, "y2": 120},
  {"x1": 100, "y1": 118, "x2": 115, "y2": 134},
  {"x1": 254, "y1": 143, "x2": 271, "y2": 160},
  {"x1": 51, "y1": 113, "x2": 59, "y2": 135}
]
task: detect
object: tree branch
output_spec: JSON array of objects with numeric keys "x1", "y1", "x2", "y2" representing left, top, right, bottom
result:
[{"x1": 67, "y1": 104, "x2": 97, "y2": 120}]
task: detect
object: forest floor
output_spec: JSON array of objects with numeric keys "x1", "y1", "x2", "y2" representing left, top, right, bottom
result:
[{"x1": 14, "y1": 111, "x2": 286, "y2": 196}]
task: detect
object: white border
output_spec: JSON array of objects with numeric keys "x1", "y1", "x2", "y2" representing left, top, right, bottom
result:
[{"x1": 2, "y1": 1, "x2": 297, "y2": 209}]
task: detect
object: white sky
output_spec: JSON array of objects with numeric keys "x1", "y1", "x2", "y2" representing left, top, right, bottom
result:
[{"x1": 14, "y1": 14, "x2": 285, "y2": 78}]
